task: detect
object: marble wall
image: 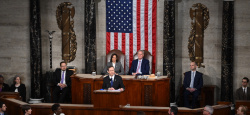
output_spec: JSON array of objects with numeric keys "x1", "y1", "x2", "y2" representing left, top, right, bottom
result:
[{"x1": 0, "y1": 0, "x2": 249, "y2": 103}]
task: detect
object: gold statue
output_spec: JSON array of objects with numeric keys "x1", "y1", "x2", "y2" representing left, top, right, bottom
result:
[
  {"x1": 188, "y1": 3, "x2": 209, "y2": 68},
  {"x1": 56, "y1": 2, "x2": 77, "y2": 63}
]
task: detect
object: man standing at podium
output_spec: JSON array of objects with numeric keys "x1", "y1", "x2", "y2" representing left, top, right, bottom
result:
[{"x1": 102, "y1": 66, "x2": 125, "y2": 91}]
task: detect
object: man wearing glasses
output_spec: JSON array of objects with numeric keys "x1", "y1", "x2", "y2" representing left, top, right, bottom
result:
[{"x1": 235, "y1": 77, "x2": 250, "y2": 100}]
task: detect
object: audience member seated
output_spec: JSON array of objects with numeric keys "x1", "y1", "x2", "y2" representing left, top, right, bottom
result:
[
  {"x1": 235, "y1": 77, "x2": 250, "y2": 100},
  {"x1": 102, "y1": 66, "x2": 125, "y2": 91},
  {"x1": 10, "y1": 75, "x2": 26, "y2": 102},
  {"x1": 0, "y1": 75, "x2": 9, "y2": 92},
  {"x1": 102, "y1": 53, "x2": 125, "y2": 75},
  {"x1": 52, "y1": 62, "x2": 73, "y2": 103},
  {"x1": 183, "y1": 62, "x2": 203, "y2": 109},
  {"x1": 168, "y1": 106, "x2": 178, "y2": 115},
  {"x1": 129, "y1": 50, "x2": 150, "y2": 75},
  {"x1": 22, "y1": 105, "x2": 32, "y2": 115},
  {"x1": 0, "y1": 102, "x2": 7, "y2": 115},
  {"x1": 51, "y1": 103, "x2": 63, "y2": 115},
  {"x1": 236, "y1": 105, "x2": 248, "y2": 115},
  {"x1": 203, "y1": 105, "x2": 213, "y2": 115}
]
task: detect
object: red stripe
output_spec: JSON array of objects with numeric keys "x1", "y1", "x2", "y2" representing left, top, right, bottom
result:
[
  {"x1": 122, "y1": 33, "x2": 126, "y2": 54},
  {"x1": 129, "y1": 33, "x2": 133, "y2": 68},
  {"x1": 152, "y1": 0, "x2": 157, "y2": 74},
  {"x1": 106, "y1": 32, "x2": 110, "y2": 54},
  {"x1": 114, "y1": 32, "x2": 118, "y2": 49},
  {"x1": 136, "y1": 0, "x2": 141, "y2": 51},
  {"x1": 144, "y1": 0, "x2": 149, "y2": 51}
]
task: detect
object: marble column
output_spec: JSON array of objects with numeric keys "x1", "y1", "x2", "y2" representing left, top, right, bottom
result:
[
  {"x1": 221, "y1": 0, "x2": 234, "y2": 102},
  {"x1": 30, "y1": 0, "x2": 42, "y2": 98},
  {"x1": 85, "y1": 0, "x2": 96, "y2": 74},
  {"x1": 163, "y1": 0, "x2": 175, "y2": 103}
]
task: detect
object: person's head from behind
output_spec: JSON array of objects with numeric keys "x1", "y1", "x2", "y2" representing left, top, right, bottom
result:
[
  {"x1": 0, "y1": 75, "x2": 4, "y2": 84},
  {"x1": 22, "y1": 105, "x2": 32, "y2": 115},
  {"x1": 0, "y1": 102, "x2": 7, "y2": 112},
  {"x1": 60, "y1": 62, "x2": 67, "y2": 71},
  {"x1": 107, "y1": 66, "x2": 115, "y2": 76},
  {"x1": 52, "y1": 103, "x2": 62, "y2": 115},
  {"x1": 13, "y1": 75, "x2": 21, "y2": 85},
  {"x1": 110, "y1": 53, "x2": 118, "y2": 63},
  {"x1": 237, "y1": 105, "x2": 248, "y2": 115},
  {"x1": 168, "y1": 106, "x2": 178, "y2": 115},
  {"x1": 190, "y1": 62, "x2": 197, "y2": 71},
  {"x1": 242, "y1": 77, "x2": 249, "y2": 87},
  {"x1": 137, "y1": 111, "x2": 145, "y2": 115},
  {"x1": 137, "y1": 50, "x2": 144, "y2": 60},
  {"x1": 203, "y1": 105, "x2": 213, "y2": 115}
]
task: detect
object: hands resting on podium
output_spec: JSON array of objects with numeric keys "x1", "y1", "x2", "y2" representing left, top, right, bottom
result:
[{"x1": 108, "y1": 87, "x2": 124, "y2": 91}]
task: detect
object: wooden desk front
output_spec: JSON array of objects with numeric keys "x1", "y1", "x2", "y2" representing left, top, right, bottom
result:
[{"x1": 71, "y1": 74, "x2": 170, "y2": 107}]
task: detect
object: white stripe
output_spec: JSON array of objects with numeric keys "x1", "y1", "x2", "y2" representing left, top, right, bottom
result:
[
  {"x1": 140, "y1": 0, "x2": 145, "y2": 50},
  {"x1": 110, "y1": 32, "x2": 114, "y2": 50},
  {"x1": 125, "y1": 33, "x2": 130, "y2": 74},
  {"x1": 118, "y1": 32, "x2": 122, "y2": 50},
  {"x1": 133, "y1": 0, "x2": 137, "y2": 55},
  {"x1": 148, "y1": 0, "x2": 153, "y2": 53}
]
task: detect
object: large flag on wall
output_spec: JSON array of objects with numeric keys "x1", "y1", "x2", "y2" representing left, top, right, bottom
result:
[{"x1": 106, "y1": 0, "x2": 157, "y2": 74}]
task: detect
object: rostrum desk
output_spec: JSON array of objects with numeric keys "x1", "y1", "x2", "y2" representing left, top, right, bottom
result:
[{"x1": 71, "y1": 74, "x2": 170, "y2": 107}]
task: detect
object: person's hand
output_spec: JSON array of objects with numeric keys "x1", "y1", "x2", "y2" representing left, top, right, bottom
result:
[
  {"x1": 61, "y1": 84, "x2": 67, "y2": 88},
  {"x1": 186, "y1": 88, "x2": 191, "y2": 92},
  {"x1": 189, "y1": 88, "x2": 196, "y2": 92},
  {"x1": 108, "y1": 87, "x2": 115, "y2": 90},
  {"x1": 119, "y1": 88, "x2": 124, "y2": 91},
  {"x1": 132, "y1": 73, "x2": 137, "y2": 76}
]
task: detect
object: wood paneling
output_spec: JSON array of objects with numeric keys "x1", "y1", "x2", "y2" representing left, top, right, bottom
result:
[{"x1": 71, "y1": 75, "x2": 170, "y2": 107}]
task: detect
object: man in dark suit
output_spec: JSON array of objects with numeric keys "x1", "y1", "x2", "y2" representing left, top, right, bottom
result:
[
  {"x1": 235, "y1": 77, "x2": 250, "y2": 100},
  {"x1": 183, "y1": 62, "x2": 203, "y2": 108},
  {"x1": 52, "y1": 62, "x2": 73, "y2": 103},
  {"x1": 102, "y1": 66, "x2": 125, "y2": 91},
  {"x1": 0, "y1": 75, "x2": 9, "y2": 92},
  {"x1": 0, "y1": 102, "x2": 7, "y2": 115},
  {"x1": 129, "y1": 50, "x2": 150, "y2": 75}
]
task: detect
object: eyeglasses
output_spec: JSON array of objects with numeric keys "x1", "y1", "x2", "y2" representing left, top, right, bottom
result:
[{"x1": 242, "y1": 81, "x2": 247, "y2": 83}]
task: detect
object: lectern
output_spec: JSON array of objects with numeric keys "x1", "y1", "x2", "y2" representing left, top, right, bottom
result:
[{"x1": 93, "y1": 90, "x2": 127, "y2": 109}]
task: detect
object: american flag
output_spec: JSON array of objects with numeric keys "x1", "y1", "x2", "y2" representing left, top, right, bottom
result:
[{"x1": 106, "y1": 0, "x2": 157, "y2": 74}]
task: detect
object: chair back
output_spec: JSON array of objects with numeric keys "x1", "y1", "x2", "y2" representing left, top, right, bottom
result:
[
  {"x1": 106, "y1": 49, "x2": 125, "y2": 69},
  {"x1": 133, "y1": 50, "x2": 152, "y2": 74}
]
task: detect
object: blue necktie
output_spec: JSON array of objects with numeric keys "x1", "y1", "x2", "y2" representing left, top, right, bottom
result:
[{"x1": 111, "y1": 78, "x2": 113, "y2": 87}]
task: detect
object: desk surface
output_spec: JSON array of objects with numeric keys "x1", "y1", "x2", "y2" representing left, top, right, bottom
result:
[{"x1": 74, "y1": 74, "x2": 168, "y2": 80}]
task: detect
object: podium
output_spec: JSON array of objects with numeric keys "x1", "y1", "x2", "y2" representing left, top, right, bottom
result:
[{"x1": 93, "y1": 90, "x2": 127, "y2": 109}]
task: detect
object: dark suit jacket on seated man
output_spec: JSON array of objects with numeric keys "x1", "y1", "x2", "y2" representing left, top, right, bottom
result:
[
  {"x1": 52, "y1": 62, "x2": 73, "y2": 103},
  {"x1": 183, "y1": 62, "x2": 203, "y2": 109},
  {"x1": 102, "y1": 66, "x2": 125, "y2": 91},
  {"x1": 129, "y1": 50, "x2": 150, "y2": 75},
  {"x1": 235, "y1": 77, "x2": 250, "y2": 100}
]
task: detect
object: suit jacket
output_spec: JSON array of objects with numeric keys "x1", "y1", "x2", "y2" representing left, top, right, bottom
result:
[
  {"x1": 10, "y1": 84, "x2": 26, "y2": 102},
  {"x1": 1, "y1": 83, "x2": 10, "y2": 92},
  {"x1": 235, "y1": 87, "x2": 250, "y2": 100},
  {"x1": 183, "y1": 71, "x2": 203, "y2": 91},
  {"x1": 102, "y1": 75, "x2": 125, "y2": 90},
  {"x1": 102, "y1": 62, "x2": 125, "y2": 75},
  {"x1": 53, "y1": 69, "x2": 73, "y2": 88},
  {"x1": 129, "y1": 58, "x2": 150, "y2": 75}
]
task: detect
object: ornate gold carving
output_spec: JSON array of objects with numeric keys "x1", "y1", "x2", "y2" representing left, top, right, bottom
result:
[
  {"x1": 56, "y1": 2, "x2": 77, "y2": 63},
  {"x1": 188, "y1": 3, "x2": 209, "y2": 68}
]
